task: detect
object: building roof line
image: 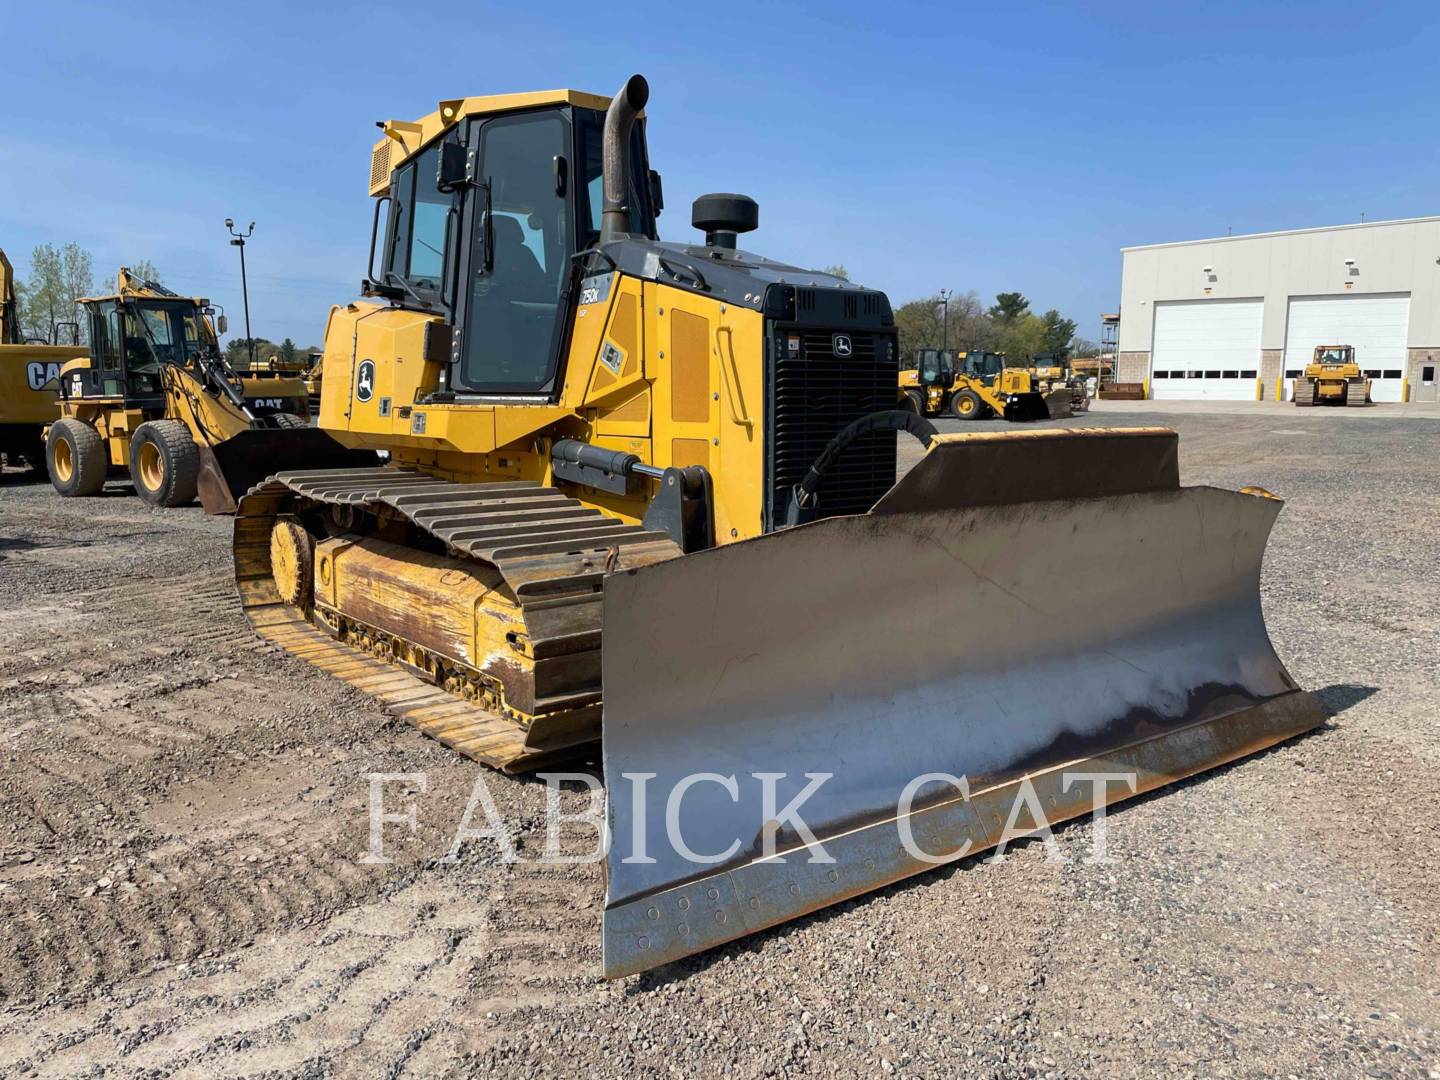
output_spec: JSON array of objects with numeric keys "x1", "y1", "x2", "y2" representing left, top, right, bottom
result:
[{"x1": 1121, "y1": 214, "x2": 1440, "y2": 253}]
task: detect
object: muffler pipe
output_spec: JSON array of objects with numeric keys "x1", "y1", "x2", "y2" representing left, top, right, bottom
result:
[{"x1": 599, "y1": 74, "x2": 649, "y2": 244}]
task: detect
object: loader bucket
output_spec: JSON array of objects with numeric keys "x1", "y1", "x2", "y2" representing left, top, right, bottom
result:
[
  {"x1": 1001, "y1": 391, "x2": 1053, "y2": 422},
  {"x1": 1042, "y1": 387, "x2": 1074, "y2": 419},
  {"x1": 599, "y1": 428, "x2": 1324, "y2": 978},
  {"x1": 196, "y1": 428, "x2": 379, "y2": 514}
]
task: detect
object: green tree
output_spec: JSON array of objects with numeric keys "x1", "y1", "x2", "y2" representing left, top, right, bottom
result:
[
  {"x1": 987, "y1": 292, "x2": 1030, "y2": 323},
  {"x1": 991, "y1": 313, "x2": 1046, "y2": 362},
  {"x1": 1038, "y1": 309, "x2": 1078, "y2": 360},
  {"x1": 279, "y1": 337, "x2": 298, "y2": 365},
  {"x1": 895, "y1": 290, "x2": 988, "y2": 358},
  {"x1": 19, "y1": 242, "x2": 94, "y2": 344},
  {"x1": 225, "y1": 336, "x2": 281, "y2": 366},
  {"x1": 821, "y1": 264, "x2": 850, "y2": 281}
]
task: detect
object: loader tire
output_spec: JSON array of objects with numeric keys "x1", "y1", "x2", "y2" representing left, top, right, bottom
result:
[
  {"x1": 128, "y1": 420, "x2": 199, "y2": 508},
  {"x1": 47, "y1": 419, "x2": 107, "y2": 497},
  {"x1": 270, "y1": 412, "x2": 308, "y2": 430},
  {"x1": 899, "y1": 390, "x2": 926, "y2": 417},
  {"x1": 951, "y1": 389, "x2": 985, "y2": 421}
]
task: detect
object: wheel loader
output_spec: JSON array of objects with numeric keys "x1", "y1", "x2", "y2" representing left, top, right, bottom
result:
[
  {"x1": 232, "y1": 75, "x2": 1324, "y2": 978},
  {"x1": 1293, "y1": 344, "x2": 1370, "y2": 406},
  {"x1": 898, "y1": 347, "x2": 1072, "y2": 420},
  {"x1": 0, "y1": 247, "x2": 76, "y2": 475},
  {"x1": 45, "y1": 268, "x2": 374, "y2": 511}
]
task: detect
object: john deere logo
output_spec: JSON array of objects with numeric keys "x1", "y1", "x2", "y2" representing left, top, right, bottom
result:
[
  {"x1": 356, "y1": 359, "x2": 375, "y2": 402},
  {"x1": 832, "y1": 334, "x2": 853, "y2": 358}
]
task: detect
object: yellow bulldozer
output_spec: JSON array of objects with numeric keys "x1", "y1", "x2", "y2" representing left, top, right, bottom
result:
[
  {"x1": 898, "y1": 348, "x2": 1073, "y2": 420},
  {"x1": 45, "y1": 268, "x2": 373, "y2": 511},
  {"x1": 1293, "y1": 344, "x2": 1370, "y2": 406},
  {"x1": 0, "y1": 247, "x2": 76, "y2": 475},
  {"x1": 232, "y1": 75, "x2": 1323, "y2": 978}
]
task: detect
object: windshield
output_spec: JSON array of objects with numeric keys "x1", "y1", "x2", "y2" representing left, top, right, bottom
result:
[
  {"x1": 1316, "y1": 347, "x2": 1349, "y2": 364},
  {"x1": 126, "y1": 300, "x2": 214, "y2": 369}
]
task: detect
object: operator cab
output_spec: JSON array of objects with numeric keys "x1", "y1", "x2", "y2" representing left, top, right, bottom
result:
[
  {"x1": 369, "y1": 99, "x2": 659, "y2": 397},
  {"x1": 914, "y1": 349, "x2": 955, "y2": 386},
  {"x1": 71, "y1": 291, "x2": 218, "y2": 405}
]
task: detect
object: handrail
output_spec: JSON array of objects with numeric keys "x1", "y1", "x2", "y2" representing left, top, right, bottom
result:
[{"x1": 715, "y1": 325, "x2": 752, "y2": 428}]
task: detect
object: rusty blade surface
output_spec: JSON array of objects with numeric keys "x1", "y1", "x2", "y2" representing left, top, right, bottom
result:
[{"x1": 599, "y1": 441, "x2": 1324, "y2": 978}]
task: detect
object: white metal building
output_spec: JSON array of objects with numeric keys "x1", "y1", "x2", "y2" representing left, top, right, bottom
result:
[{"x1": 1118, "y1": 216, "x2": 1440, "y2": 404}]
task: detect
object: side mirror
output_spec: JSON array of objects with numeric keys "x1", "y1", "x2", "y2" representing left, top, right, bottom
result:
[
  {"x1": 217, "y1": 314, "x2": 228, "y2": 334},
  {"x1": 436, "y1": 141, "x2": 469, "y2": 193}
]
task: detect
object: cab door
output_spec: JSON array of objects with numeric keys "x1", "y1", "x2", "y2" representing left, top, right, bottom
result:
[{"x1": 454, "y1": 109, "x2": 574, "y2": 395}]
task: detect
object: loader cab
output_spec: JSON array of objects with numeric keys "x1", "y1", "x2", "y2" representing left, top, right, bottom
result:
[
  {"x1": 371, "y1": 99, "x2": 659, "y2": 397},
  {"x1": 74, "y1": 297, "x2": 215, "y2": 404},
  {"x1": 960, "y1": 351, "x2": 1004, "y2": 380},
  {"x1": 914, "y1": 349, "x2": 955, "y2": 387}
]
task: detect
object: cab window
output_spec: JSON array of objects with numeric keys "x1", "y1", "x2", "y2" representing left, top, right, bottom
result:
[{"x1": 384, "y1": 142, "x2": 455, "y2": 295}]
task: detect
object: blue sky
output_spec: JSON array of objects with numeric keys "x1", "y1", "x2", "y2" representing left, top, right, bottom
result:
[{"x1": 2, "y1": 2, "x2": 1436, "y2": 346}]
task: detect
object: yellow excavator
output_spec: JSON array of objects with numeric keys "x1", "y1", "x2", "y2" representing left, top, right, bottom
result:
[
  {"x1": 233, "y1": 75, "x2": 1323, "y2": 978},
  {"x1": 1294, "y1": 344, "x2": 1370, "y2": 406},
  {"x1": 46, "y1": 268, "x2": 372, "y2": 511},
  {"x1": 0, "y1": 247, "x2": 75, "y2": 475}
]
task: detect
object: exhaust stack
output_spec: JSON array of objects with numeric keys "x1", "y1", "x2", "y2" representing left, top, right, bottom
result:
[{"x1": 599, "y1": 74, "x2": 649, "y2": 244}]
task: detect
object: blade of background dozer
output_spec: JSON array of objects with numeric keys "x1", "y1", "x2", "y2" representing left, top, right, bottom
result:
[
  {"x1": 197, "y1": 428, "x2": 379, "y2": 514},
  {"x1": 598, "y1": 428, "x2": 1325, "y2": 977},
  {"x1": 1043, "y1": 387, "x2": 1074, "y2": 419}
]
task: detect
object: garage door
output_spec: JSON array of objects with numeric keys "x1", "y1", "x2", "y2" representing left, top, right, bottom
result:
[
  {"x1": 1149, "y1": 299, "x2": 1263, "y2": 401},
  {"x1": 1282, "y1": 293, "x2": 1410, "y2": 403}
]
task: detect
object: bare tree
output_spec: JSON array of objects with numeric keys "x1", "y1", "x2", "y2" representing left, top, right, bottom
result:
[{"x1": 20, "y1": 242, "x2": 94, "y2": 344}]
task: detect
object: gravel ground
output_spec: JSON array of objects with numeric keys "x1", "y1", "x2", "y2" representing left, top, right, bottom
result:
[{"x1": 0, "y1": 405, "x2": 1437, "y2": 1078}]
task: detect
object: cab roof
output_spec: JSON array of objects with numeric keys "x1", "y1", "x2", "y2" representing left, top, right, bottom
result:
[{"x1": 369, "y1": 88, "x2": 620, "y2": 196}]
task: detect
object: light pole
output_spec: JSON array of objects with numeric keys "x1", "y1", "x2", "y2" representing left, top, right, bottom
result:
[
  {"x1": 938, "y1": 288, "x2": 952, "y2": 356},
  {"x1": 226, "y1": 218, "x2": 255, "y2": 365}
]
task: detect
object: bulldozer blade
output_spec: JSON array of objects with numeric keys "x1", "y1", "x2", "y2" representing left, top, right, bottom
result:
[
  {"x1": 196, "y1": 428, "x2": 379, "y2": 515},
  {"x1": 599, "y1": 428, "x2": 1324, "y2": 978}
]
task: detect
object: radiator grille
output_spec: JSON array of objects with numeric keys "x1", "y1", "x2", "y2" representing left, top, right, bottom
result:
[
  {"x1": 369, "y1": 141, "x2": 393, "y2": 193},
  {"x1": 767, "y1": 328, "x2": 898, "y2": 528}
]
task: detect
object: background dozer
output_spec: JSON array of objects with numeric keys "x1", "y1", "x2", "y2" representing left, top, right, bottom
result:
[
  {"x1": 0, "y1": 247, "x2": 76, "y2": 474},
  {"x1": 46, "y1": 268, "x2": 373, "y2": 512},
  {"x1": 232, "y1": 75, "x2": 1324, "y2": 978},
  {"x1": 1294, "y1": 344, "x2": 1370, "y2": 406},
  {"x1": 898, "y1": 347, "x2": 1073, "y2": 420}
]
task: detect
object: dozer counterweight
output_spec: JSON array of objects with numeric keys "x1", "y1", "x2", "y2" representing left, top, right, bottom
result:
[{"x1": 233, "y1": 75, "x2": 1324, "y2": 977}]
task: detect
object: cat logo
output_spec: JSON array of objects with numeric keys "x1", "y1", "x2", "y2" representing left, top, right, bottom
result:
[
  {"x1": 356, "y1": 359, "x2": 376, "y2": 403},
  {"x1": 25, "y1": 361, "x2": 61, "y2": 391},
  {"x1": 247, "y1": 397, "x2": 285, "y2": 410}
]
